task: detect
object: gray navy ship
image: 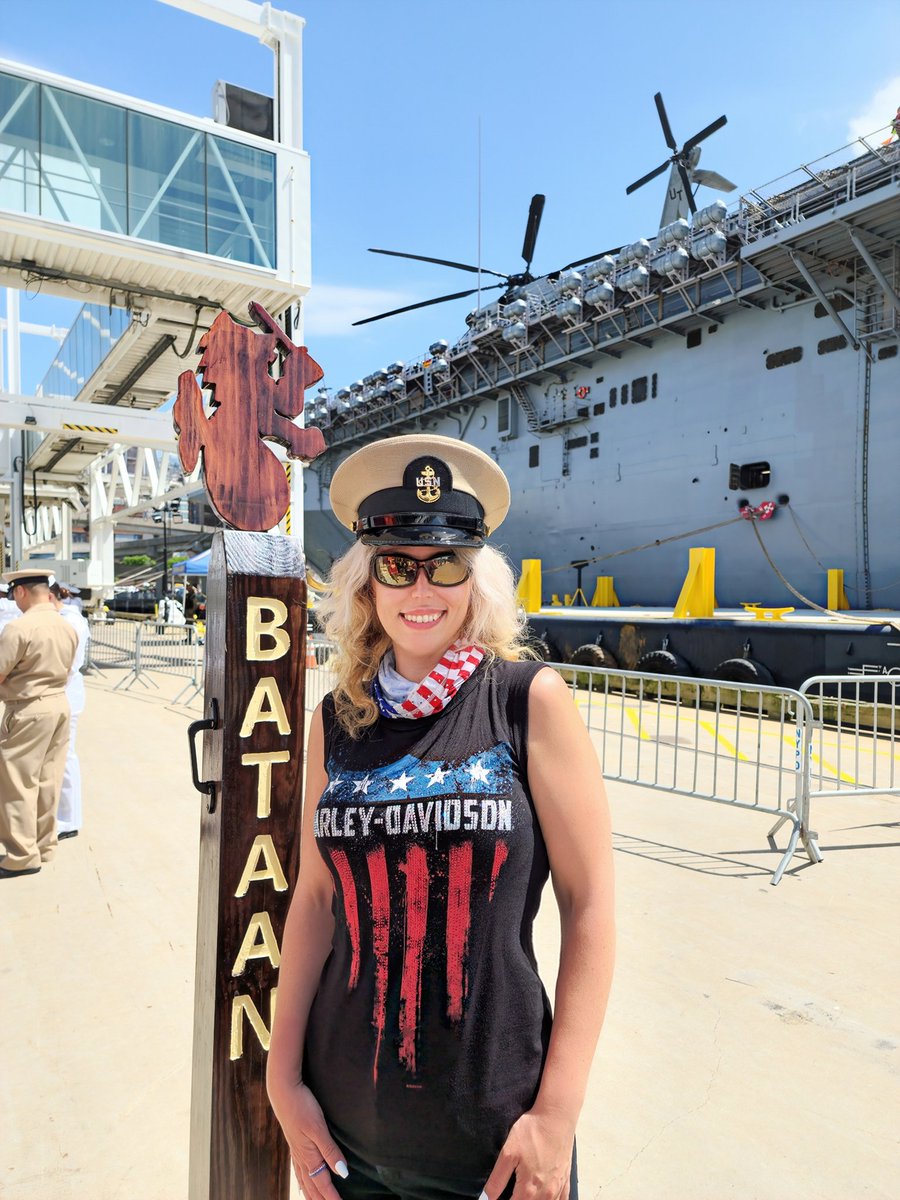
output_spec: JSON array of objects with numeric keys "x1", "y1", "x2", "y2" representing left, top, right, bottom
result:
[{"x1": 303, "y1": 97, "x2": 900, "y2": 687}]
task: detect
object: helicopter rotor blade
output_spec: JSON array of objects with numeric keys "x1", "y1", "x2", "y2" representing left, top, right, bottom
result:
[
  {"x1": 691, "y1": 167, "x2": 737, "y2": 192},
  {"x1": 677, "y1": 161, "x2": 698, "y2": 214},
  {"x1": 626, "y1": 159, "x2": 670, "y2": 195},
  {"x1": 351, "y1": 283, "x2": 505, "y2": 327},
  {"x1": 368, "y1": 248, "x2": 507, "y2": 280},
  {"x1": 655, "y1": 92, "x2": 678, "y2": 152},
  {"x1": 683, "y1": 114, "x2": 728, "y2": 154},
  {"x1": 521, "y1": 194, "x2": 546, "y2": 271}
]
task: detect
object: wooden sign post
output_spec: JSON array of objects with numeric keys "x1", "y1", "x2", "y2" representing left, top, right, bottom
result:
[
  {"x1": 188, "y1": 532, "x2": 306, "y2": 1199},
  {"x1": 179, "y1": 306, "x2": 325, "y2": 1200}
]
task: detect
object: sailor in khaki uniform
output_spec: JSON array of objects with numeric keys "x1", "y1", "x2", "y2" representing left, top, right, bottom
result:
[{"x1": 0, "y1": 569, "x2": 78, "y2": 878}]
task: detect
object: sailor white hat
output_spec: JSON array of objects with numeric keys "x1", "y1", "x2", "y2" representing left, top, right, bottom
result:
[
  {"x1": 2, "y1": 568, "x2": 57, "y2": 587},
  {"x1": 329, "y1": 434, "x2": 510, "y2": 548}
]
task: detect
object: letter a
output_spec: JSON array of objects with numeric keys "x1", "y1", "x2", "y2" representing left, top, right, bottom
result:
[
  {"x1": 235, "y1": 834, "x2": 289, "y2": 897},
  {"x1": 239, "y1": 677, "x2": 291, "y2": 737},
  {"x1": 232, "y1": 910, "x2": 282, "y2": 976}
]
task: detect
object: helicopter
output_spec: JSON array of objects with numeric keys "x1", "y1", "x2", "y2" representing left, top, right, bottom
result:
[{"x1": 626, "y1": 91, "x2": 736, "y2": 227}]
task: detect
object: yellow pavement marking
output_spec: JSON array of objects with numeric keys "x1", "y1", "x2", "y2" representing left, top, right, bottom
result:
[
  {"x1": 625, "y1": 707, "x2": 653, "y2": 741},
  {"x1": 780, "y1": 734, "x2": 857, "y2": 783},
  {"x1": 699, "y1": 719, "x2": 749, "y2": 761}
]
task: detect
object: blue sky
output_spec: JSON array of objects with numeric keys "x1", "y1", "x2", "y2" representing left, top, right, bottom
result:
[{"x1": 2, "y1": 0, "x2": 900, "y2": 394}]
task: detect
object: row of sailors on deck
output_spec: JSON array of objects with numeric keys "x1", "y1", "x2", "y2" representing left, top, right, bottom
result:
[{"x1": 0, "y1": 570, "x2": 89, "y2": 879}]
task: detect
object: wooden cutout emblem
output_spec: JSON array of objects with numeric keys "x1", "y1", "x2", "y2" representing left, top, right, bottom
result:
[{"x1": 174, "y1": 304, "x2": 326, "y2": 531}]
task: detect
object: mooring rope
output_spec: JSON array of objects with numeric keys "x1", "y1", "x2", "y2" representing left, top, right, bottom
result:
[{"x1": 749, "y1": 520, "x2": 900, "y2": 631}]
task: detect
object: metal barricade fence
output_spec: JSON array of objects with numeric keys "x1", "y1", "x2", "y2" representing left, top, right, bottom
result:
[
  {"x1": 304, "y1": 635, "x2": 338, "y2": 715},
  {"x1": 94, "y1": 620, "x2": 204, "y2": 704},
  {"x1": 84, "y1": 617, "x2": 141, "y2": 672},
  {"x1": 548, "y1": 664, "x2": 822, "y2": 885},
  {"x1": 299, "y1": 644, "x2": 822, "y2": 884},
  {"x1": 799, "y1": 675, "x2": 900, "y2": 801},
  {"x1": 132, "y1": 622, "x2": 204, "y2": 704}
]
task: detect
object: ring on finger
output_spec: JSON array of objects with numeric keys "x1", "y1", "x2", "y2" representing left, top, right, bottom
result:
[{"x1": 309, "y1": 1163, "x2": 329, "y2": 1178}]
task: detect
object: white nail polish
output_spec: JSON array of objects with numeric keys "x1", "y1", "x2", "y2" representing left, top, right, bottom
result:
[
  {"x1": 479, "y1": 1192, "x2": 489, "y2": 1200},
  {"x1": 335, "y1": 1160, "x2": 349, "y2": 1179}
]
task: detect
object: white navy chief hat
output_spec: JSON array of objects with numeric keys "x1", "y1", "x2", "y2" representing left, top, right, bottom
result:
[
  {"x1": 2, "y1": 568, "x2": 56, "y2": 588},
  {"x1": 329, "y1": 434, "x2": 510, "y2": 549}
]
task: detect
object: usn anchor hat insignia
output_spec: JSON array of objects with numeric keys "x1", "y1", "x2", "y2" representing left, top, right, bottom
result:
[{"x1": 329, "y1": 433, "x2": 510, "y2": 548}]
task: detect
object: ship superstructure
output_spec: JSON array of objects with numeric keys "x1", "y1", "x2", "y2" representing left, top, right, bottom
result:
[{"x1": 303, "y1": 132, "x2": 900, "y2": 677}]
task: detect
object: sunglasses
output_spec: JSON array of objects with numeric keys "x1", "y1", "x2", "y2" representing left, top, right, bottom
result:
[{"x1": 371, "y1": 551, "x2": 471, "y2": 588}]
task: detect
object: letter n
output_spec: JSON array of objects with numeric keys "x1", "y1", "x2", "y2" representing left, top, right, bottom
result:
[{"x1": 230, "y1": 987, "x2": 278, "y2": 1061}]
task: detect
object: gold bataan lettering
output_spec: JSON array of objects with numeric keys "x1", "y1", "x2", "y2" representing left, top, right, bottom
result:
[
  {"x1": 232, "y1": 910, "x2": 282, "y2": 976},
  {"x1": 235, "y1": 834, "x2": 289, "y2": 898},
  {"x1": 239, "y1": 678, "x2": 291, "y2": 737},
  {"x1": 240, "y1": 750, "x2": 291, "y2": 817},
  {"x1": 246, "y1": 597, "x2": 290, "y2": 662},
  {"x1": 229, "y1": 987, "x2": 278, "y2": 1060}
]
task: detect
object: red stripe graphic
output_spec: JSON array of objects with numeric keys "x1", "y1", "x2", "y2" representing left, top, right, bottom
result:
[
  {"x1": 329, "y1": 848, "x2": 360, "y2": 989},
  {"x1": 489, "y1": 839, "x2": 509, "y2": 901},
  {"x1": 367, "y1": 846, "x2": 390, "y2": 1083},
  {"x1": 398, "y1": 845, "x2": 429, "y2": 1072},
  {"x1": 446, "y1": 840, "x2": 473, "y2": 1021}
]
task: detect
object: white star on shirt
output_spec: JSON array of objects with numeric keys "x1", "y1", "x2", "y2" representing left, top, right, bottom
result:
[
  {"x1": 426, "y1": 765, "x2": 448, "y2": 788},
  {"x1": 390, "y1": 770, "x2": 414, "y2": 793},
  {"x1": 467, "y1": 759, "x2": 491, "y2": 784},
  {"x1": 325, "y1": 775, "x2": 342, "y2": 795},
  {"x1": 352, "y1": 775, "x2": 372, "y2": 795}
]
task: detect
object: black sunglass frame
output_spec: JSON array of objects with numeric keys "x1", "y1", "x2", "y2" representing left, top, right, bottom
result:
[{"x1": 370, "y1": 551, "x2": 471, "y2": 588}]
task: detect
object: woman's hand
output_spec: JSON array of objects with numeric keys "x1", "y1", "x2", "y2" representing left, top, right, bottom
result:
[
  {"x1": 268, "y1": 1078, "x2": 349, "y2": 1199},
  {"x1": 481, "y1": 1106, "x2": 575, "y2": 1200}
]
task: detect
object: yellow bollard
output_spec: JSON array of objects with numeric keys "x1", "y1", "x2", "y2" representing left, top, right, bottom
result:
[
  {"x1": 517, "y1": 559, "x2": 542, "y2": 614},
  {"x1": 674, "y1": 548, "x2": 716, "y2": 619},
  {"x1": 591, "y1": 576, "x2": 620, "y2": 607},
  {"x1": 827, "y1": 568, "x2": 849, "y2": 611}
]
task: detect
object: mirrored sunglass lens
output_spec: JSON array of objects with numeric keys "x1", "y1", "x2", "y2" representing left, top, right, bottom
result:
[
  {"x1": 429, "y1": 555, "x2": 469, "y2": 585},
  {"x1": 374, "y1": 555, "x2": 417, "y2": 585}
]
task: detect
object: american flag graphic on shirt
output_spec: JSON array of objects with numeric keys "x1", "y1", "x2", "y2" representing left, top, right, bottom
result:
[{"x1": 315, "y1": 744, "x2": 516, "y2": 1082}]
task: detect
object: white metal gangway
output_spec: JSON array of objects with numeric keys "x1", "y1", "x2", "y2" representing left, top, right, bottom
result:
[{"x1": 0, "y1": 0, "x2": 311, "y2": 586}]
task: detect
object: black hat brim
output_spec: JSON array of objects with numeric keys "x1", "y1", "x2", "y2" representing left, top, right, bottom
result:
[{"x1": 360, "y1": 525, "x2": 484, "y2": 549}]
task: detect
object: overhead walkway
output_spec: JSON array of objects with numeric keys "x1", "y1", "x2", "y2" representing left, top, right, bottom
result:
[
  {"x1": 0, "y1": 54, "x2": 311, "y2": 486},
  {"x1": 0, "y1": 11, "x2": 311, "y2": 580},
  {"x1": 0, "y1": 61, "x2": 306, "y2": 312}
]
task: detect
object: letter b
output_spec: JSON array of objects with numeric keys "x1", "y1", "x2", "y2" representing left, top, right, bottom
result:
[{"x1": 246, "y1": 597, "x2": 290, "y2": 662}]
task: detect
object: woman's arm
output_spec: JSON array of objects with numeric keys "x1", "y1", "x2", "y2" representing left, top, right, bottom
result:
[
  {"x1": 267, "y1": 703, "x2": 348, "y2": 1197},
  {"x1": 484, "y1": 666, "x2": 615, "y2": 1200}
]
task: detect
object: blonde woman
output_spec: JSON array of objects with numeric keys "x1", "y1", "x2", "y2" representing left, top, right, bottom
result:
[{"x1": 268, "y1": 436, "x2": 614, "y2": 1200}]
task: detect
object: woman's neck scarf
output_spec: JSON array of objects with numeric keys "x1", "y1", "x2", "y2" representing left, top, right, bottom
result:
[{"x1": 373, "y1": 642, "x2": 485, "y2": 719}]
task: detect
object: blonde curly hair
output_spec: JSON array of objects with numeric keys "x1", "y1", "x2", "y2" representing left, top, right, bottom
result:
[{"x1": 315, "y1": 541, "x2": 534, "y2": 737}]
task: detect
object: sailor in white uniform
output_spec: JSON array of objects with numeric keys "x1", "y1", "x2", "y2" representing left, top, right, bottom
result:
[
  {"x1": 51, "y1": 583, "x2": 90, "y2": 840},
  {"x1": 0, "y1": 581, "x2": 21, "y2": 636}
]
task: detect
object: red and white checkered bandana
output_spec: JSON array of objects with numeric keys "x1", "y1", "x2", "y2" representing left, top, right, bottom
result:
[{"x1": 374, "y1": 642, "x2": 485, "y2": 719}]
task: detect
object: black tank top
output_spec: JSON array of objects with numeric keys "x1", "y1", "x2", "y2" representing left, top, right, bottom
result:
[{"x1": 304, "y1": 659, "x2": 552, "y2": 1179}]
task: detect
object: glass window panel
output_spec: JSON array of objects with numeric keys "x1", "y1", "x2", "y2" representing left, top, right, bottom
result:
[
  {"x1": 38, "y1": 303, "x2": 132, "y2": 400},
  {"x1": 206, "y1": 135, "x2": 275, "y2": 267},
  {"x1": 40, "y1": 85, "x2": 126, "y2": 233},
  {"x1": 128, "y1": 110, "x2": 207, "y2": 253},
  {"x1": 0, "y1": 72, "x2": 40, "y2": 214}
]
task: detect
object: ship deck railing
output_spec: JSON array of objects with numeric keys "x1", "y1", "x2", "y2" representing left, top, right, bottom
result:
[{"x1": 737, "y1": 124, "x2": 900, "y2": 244}]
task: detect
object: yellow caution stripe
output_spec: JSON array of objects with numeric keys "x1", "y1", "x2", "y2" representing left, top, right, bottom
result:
[{"x1": 62, "y1": 422, "x2": 119, "y2": 435}]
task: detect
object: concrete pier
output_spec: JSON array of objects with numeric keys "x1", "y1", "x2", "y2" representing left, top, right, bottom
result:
[{"x1": 2, "y1": 669, "x2": 898, "y2": 1199}]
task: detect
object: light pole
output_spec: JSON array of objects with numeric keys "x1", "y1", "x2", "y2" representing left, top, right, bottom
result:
[{"x1": 153, "y1": 500, "x2": 182, "y2": 601}]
